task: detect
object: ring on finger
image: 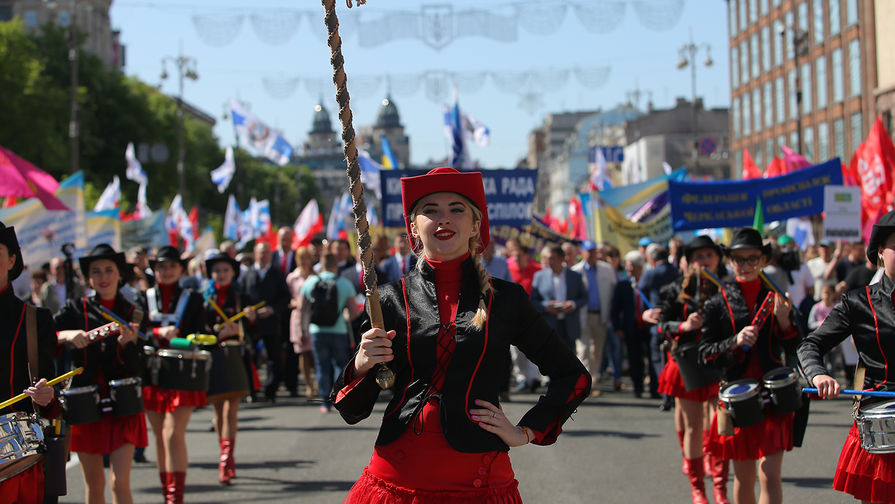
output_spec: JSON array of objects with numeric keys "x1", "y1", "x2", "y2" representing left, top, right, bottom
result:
[{"x1": 491, "y1": 411, "x2": 496, "y2": 418}]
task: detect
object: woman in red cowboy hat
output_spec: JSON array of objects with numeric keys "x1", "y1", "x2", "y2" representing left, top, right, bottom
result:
[
  {"x1": 698, "y1": 228, "x2": 799, "y2": 504},
  {"x1": 0, "y1": 221, "x2": 61, "y2": 502},
  {"x1": 202, "y1": 251, "x2": 250, "y2": 485},
  {"x1": 142, "y1": 245, "x2": 207, "y2": 503},
  {"x1": 799, "y1": 209, "x2": 895, "y2": 504},
  {"x1": 332, "y1": 167, "x2": 590, "y2": 503},
  {"x1": 55, "y1": 243, "x2": 148, "y2": 504},
  {"x1": 656, "y1": 235, "x2": 729, "y2": 504}
]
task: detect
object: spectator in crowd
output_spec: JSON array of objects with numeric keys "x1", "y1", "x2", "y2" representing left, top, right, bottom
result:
[
  {"x1": 219, "y1": 240, "x2": 238, "y2": 259},
  {"x1": 128, "y1": 245, "x2": 155, "y2": 287},
  {"x1": 38, "y1": 256, "x2": 85, "y2": 315},
  {"x1": 807, "y1": 240, "x2": 837, "y2": 299},
  {"x1": 272, "y1": 227, "x2": 297, "y2": 274},
  {"x1": 531, "y1": 244, "x2": 587, "y2": 350},
  {"x1": 381, "y1": 233, "x2": 417, "y2": 283},
  {"x1": 668, "y1": 235, "x2": 685, "y2": 269},
  {"x1": 843, "y1": 250, "x2": 878, "y2": 291},
  {"x1": 638, "y1": 237, "x2": 652, "y2": 266},
  {"x1": 834, "y1": 241, "x2": 867, "y2": 284},
  {"x1": 777, "y1": 235, "x2": 815, "y2": 318},
  {"x1": 561, "y1": 242, "x2": 579, "y2": 268},
  {"x1": 29, "y1": 269, "x2": 47, "y2": 307},
  {"x1": 612, "y1": 251, "x2": 657, "y2": 398},
  {"x1": 571, "y1": 240, "x2": 617, "y2": 394},
  {"x1": 638, "y1": 243, "x2": 678, "y2": 405},
  {"x1": 331, "y1": 239, "x2": 357, "y2": 275},
  {"x1": 597, "y1": 243, "x2": 626, "y2": 389},
  {"x1": 273, "y1": 226, "x2": 300, "y2": 397},
  {"x1": 481, "y1": 238, "x2": 510, "y2": 281},
  {"x1": 286, "y1": 247, "x2": 318, "y2": 399},
  {"x1": 506, "y1": 239, "x2": 540, "y2": 294}
]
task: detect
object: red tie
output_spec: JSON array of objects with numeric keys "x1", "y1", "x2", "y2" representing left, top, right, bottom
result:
[
  {"x1": 281, "y1": 253, "x2": 287, "y2": 272},
  {"x1": 402, "y1": 256, "x2": 408, "y2": 274}
]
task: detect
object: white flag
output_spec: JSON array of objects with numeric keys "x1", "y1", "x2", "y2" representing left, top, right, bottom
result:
[
  {"x1": 94, "y1": 176, "x2": 121, "y2": 211},
  {"x1": 166, "y1": 194, "x2": 193, "y2": 249},
  {"x1": 293, "y1": 199, "x2": 322, "y2": 246},
  {"x1": 210, "y1": 146, "x2": 235, "y2": 194},
  {"x1": 229, "y1": 99, "x2": 294, "y2": 166},
  {"x1": 224, "y1": 195, "x2": 242, "y2": 241},
  {"x1": 125, "y1": 142, "x2": 148, "y2": 185},
  {"x1": 136, "y1": 182, "x2": 151, "y2": 219},
  {"x1": 357, "y1": 148, "x2": 383, "y2": 198}
]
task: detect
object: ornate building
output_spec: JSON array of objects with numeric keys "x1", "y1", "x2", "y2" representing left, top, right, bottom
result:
[{"x1": 358, "y1": 94, "x2": 410, "y2": 168}]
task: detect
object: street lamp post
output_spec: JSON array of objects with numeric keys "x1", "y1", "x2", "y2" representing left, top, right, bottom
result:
[
  {"x1": 779, "y1": 23, "x2": 809, "y2": 155},
  {"x1": 676, "y1": 32, "x2": 713, "y2": 173},
  {"x1": 160, "y1": 47, "x2": 198, "y2": 204}
]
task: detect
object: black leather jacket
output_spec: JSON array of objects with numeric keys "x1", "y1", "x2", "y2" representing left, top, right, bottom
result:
[
  {"x1": 332, "y1": 258, "x2": 590, "y2": 453},
  {"x1": 698, "y1": 280, "x2": 800, "y2": 381},
  {"x1": 799, "y1": 274, "x2": 895, "y2": 406}
]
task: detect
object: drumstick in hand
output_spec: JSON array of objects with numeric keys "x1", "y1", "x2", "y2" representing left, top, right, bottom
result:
[{"x1": 0, "y1": 367, "x2": 84, "y2": 411}]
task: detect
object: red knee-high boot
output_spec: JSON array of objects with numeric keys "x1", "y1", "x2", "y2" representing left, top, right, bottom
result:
[
  {"x1": 219, "y1": 439, "x2": 233, "y2": 485},
  {"x1": 226, "y1": 437, "x2": 236, "y2": 479},
  {"x1": 685, "y1": 457, "x2": 709, "y2": 504},
  {"x1": 167, "y1": 472, "x2": 185, "y2": 504},
  {"x1": 159, "y1": 472, "x2": 169, "y2": 501},
  {"x1": 710, "y1": 454, "x2": 730, "y2": 504},
  {"x1": 677, "y1": 430, "x2": 689, "y2": 474},
  {"x1": 702, "y1": 430, "x2": 712, "y2": 476}
]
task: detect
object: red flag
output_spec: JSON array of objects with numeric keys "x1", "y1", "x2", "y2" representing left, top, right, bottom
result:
[
  {"x1": 2, "y1": 197, "x2": 18, "y2": 208},
  {"x1": 543, "y1": 206, "x2": 554, "y2": 228},
  {"x1": 742, "y1": 148, "x2": 762, "y2": 180},
  {"x1": 292, "y1": 200, "x2": 323, "y2": 248},
  {"x1": 854, "y1": 117, "x2": 895, "y2": 239},
  {"x1": 188, "y1": 206, "x2": 199, "y2": 241},
  {"x1": 781, "y1": 145, "x2": 812, "y2": 173},
  {"x1": 764, "y1": 157, "x2": 786, "y2": 178}
]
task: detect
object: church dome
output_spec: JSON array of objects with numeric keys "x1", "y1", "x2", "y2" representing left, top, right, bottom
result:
[
  {"x1": 375, "y1": 94, "x2": 402, "y2": 129},
  {"x1": 310, "y1": 103, "x2": 334, "y2": 134}
]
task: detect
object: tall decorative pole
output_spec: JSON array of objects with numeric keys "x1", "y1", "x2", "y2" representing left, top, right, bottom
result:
[{"x1": 321, "y1": 0, "x2": 393, "y2": 389}]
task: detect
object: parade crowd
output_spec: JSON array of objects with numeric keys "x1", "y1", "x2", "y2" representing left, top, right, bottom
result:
[{"x1": 0, "y1": 168, "x2": 894, "y2": 503}]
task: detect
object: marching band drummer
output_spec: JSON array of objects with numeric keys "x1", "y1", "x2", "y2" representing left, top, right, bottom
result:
[
  {"x1": 656, "y1": 235, "x2": 729, "y2": 504},
  {"x1": 143, "y1": 245, "x2": 206, "y2": 504},
  {"x1": 202, "y1": 251, "x2": 250, "y2": 486},
  {"x1": 332, "y1": 167, "x2": 590, "y2": 502},
  {"x1": 698, "y1": 228, "x2": 800, "y2": 504},
  {"x1": 54, "y1": 243, "x2": 147, "y2": 504},
  {"x1": 798, "y1": 210, "x2": 895, "y2": 504},
  {"x1": 0, "y1": 222, "x2": 60, "y2": 503}
]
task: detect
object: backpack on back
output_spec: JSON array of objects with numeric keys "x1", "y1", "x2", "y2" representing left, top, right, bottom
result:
[{"x1": 309, "y1": 277, "x2": 341, "y2": 326}]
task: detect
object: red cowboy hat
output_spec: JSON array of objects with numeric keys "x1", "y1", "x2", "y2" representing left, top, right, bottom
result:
[{"x1": 400, "y1": 167, "x2": 489, "y2": 254}]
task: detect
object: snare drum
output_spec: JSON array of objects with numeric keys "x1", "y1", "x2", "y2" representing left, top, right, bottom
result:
[
  {"x1": 156, "y1": 348, "x2": 212, "y2": 392},
  {"x1": 672, "y1": 341, "x2": 719, "y2": 391},
  {"x1": 856, "y1": 400, "x2": 895, "y2": 453},
  {"x1": 61, "y1": 385, "x2": 102, "y2": 425},
  {"x1": 141, "y1": 345, "x2": 159, "y2": 387},
  {"x1": 109, "y1": 377, "x2": 144, "y2": 417},
  {"x1": 719, "y1": 379, "x2": 764, "y2": 428},
  {"x1": 204, "y1": 342, "x2": 250, "y2": 403},
  {"x1": 762, "y1": 367, "x2": 802, "y2": 415},
  {"x1": 0, "y1": 412, "x2": 45, "y2": 482}
]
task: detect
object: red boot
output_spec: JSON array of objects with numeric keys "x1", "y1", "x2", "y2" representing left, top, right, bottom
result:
[
  {"x1": 702, "y1": 430, "x2": 712, "y2": 477},
  {"x1": 710, "y1": 453, "x2": 730, "y2": 504},
  {"x1": 159, "y1": 472, "x2": 169, "y2": 501},
  {"x1": 685, "y1": 457, "x2": 709, "y2": 504},
  {"x1": 167, "y1": 471, "x2": 185, "y2": 504},
  {"x1": 219, "y1": 439, "x2": 234, "y2": 485},
  {"x1": 677, "y1": 430, "x2": 689, "y2": 475},
  {"x1": 225, "y1": 437, "x2": 237, "y2": 479}
]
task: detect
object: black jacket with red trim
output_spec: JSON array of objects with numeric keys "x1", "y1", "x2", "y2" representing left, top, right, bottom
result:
[
  {"x1": 331, "y1": 257, "x2": 590, "y2": 453},
  {"x1": 657, "y1": 277, "x2": 720, "y2": 344},
  {"x1": 698, "y1": 280, "x2": 800, "y2": 381},
  {"x1": 54, "y1": 292, "x2": 148, "y2": 388},
  {"x1": 0, "y1": 286, "x2": 60, "y2": 418},
  {"x1": 799, "y1": 273, "x2": 895, "y2": 406},
  {"x1": 145, "y1": 284, "x2": 207, "y2": 337}
]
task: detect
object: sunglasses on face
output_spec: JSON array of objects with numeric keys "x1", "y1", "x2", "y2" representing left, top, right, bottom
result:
[{"x1": 730, "y1": 255, "x2": 763, "y2": 266}]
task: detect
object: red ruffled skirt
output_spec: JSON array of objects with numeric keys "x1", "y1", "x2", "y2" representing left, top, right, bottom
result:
[
  {"x1": 0, "y1": 460, "x2": 44, "y2": 503},
  {"x1": 833, "y1": 423, "x2": 895, "y2": 502},
  {"x1": 143, "y1": 385, "x2": 206, "y2": 414},
  {"x1": 344, "y1": 400, "x2": 522, "y2": 504},
  {"x1": 657, "y1": 357, "x2": 718, "y2": 402},
  {"x1": 71, "y1": 413, "x2": 148, "y2": 454},
  {"x1": 706, "y1": 409, "x2": 794, "y2": 461}
]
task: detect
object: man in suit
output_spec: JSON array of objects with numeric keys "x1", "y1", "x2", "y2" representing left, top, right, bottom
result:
[
  {"x1": 38, "y1": 256, "x2": 84, "y2": 315},
  {"x1": 531, "y1": 244, "x2": 588, "y2": 350},
  {"x1": 272, "y1": 226, "x2": 301, "y2": 395},
  {"x1": 638, "y1": 243, "x2": 680, "y2": 407},
  {"x1": 611, "y1": 251, "x2": 657, "y2": 398},
  {"x1": 571, "y1": 240, "x2": 617, "y2": 394},
  {"x1": 272, "y1": 226, "x2": 297, "y2": 275},
  {"x1": 381, "y1": 233, "x2": 417, "y2": 284},
  {"x1": 239, "y1": 242, "x2": 291, "y2": 402}
]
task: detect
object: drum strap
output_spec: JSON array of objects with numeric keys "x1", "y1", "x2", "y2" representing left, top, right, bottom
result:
[
  {"x1": 25, "y1": 305, "x2": 38, "y2": 415},
  {"x1": 235, "y1": 294, "x2": 244, "y2": 342},
  {"x1": 147, "y1": 288, "x2": 189, "y2": 326},
  {"x1": 854, "y1": 285, "x2": 876, "y2": 418}
]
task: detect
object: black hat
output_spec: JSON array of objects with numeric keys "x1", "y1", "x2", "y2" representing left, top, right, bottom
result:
[
  {"x1": 726, "y1": 228, "x2": 772, "y2": 258},
  {"x1": 150, "y1": 245, "x2": 187, "y2": 269},
  {"x1": 684, "y1": 235, "x2": 722, "y2": 262},
  {"x1": 205, "y1": 252, "x2": 240, "y2": 280},
  {"x1": 867, "y1": 210, "x2": 895, "y2": 265},
  {"x1": 0, "y1": 221, "x2": 23, "y2": 282},
  {"x1": 79, "y1": 243, "x2": 127, "y2": 278}
]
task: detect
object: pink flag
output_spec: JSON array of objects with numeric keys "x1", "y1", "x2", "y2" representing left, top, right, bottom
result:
[
  {"x1": 0, "y1": 145, "x2": 69, "y2": 210},
  {"x1": 781, "y1": 145, "x2": 812, "y2": 174}
]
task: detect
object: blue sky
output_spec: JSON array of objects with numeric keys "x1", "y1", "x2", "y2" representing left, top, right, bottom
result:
[{"x1": 111, "y1": 0, "x2": 730, "y2": 168}]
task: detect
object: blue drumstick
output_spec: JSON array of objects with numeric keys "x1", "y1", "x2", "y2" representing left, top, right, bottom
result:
[
  {"x1": 98, "y1": 305, "x2": 148, "y2": 341},
  {"x1": 803, "y1": 387, "x2": 895, "y2": 398},
  {"x1": 636, "y1": 288, "x2": 653, "y2": 310}
]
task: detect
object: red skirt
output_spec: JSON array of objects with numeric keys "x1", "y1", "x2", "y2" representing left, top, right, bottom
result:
[
  {"x1": 143, "y1": 385, "x2": 206, "y2": 414},
  {"x1": 71, "y1": 413, "x2": 148, "y2": 455},
  {"x1": 346, "y1": 468, "x2": 522, "y2": 504},
  {"x1": 833, "y1": 423, "x2": 895, "y2": 502},
  {"x1": 657, "y1": 358, "x2": 718, "y2": 402},
  {"x1": 706, "y1": 409, "x2": 794, "y2": 461},
  {"x1": 0, "y1": 461, "x2": 43, "y2": 504}
]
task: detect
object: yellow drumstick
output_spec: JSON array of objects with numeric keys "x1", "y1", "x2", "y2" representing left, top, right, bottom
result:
[
  {"x1": 206, "y1": 297, "x2": 229, "y2": 322},
  {"x1": 214, "y1": 301, "x2": 266, "y2": 331},
  {"x1": 0, "y1": 367, "x2": 84, "y2": 411}
]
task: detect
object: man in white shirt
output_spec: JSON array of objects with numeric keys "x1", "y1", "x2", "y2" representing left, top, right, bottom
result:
[
  {"x1": 806, "y1": 240, "x2": 836, "y2": 300},
  {"x1": 572, "y1": 240, "x2": 617, "y2": 393},
  {"x1": 39, "y1": 256, "x2": 84, "y2": 314}
]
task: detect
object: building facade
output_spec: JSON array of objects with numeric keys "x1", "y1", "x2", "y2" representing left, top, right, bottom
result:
[{"x1": 727, "y1": 0, "x2": 876, "y2": 176}]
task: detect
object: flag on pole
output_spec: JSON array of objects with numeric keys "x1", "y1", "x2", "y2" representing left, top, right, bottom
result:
[
  {"x1": 94, "y1": 176, "x2": 121, "y2": 211},
  {"x1": 357, "y1": 148, "x2": 383, "y2": 198},
  {"x1": 380, "y1": 134, "x2": 399, "y2": 170},
  {"x1": 367, "y1": 204, "x2": 379, "y2": 227},
  {"x1": 851, "y1": 116, "x2": 895, "y2": 240},
  {"x1": 229, "y1": 99, "x2": 293, "y2": 166},
  {"x1": 165, "y1": 194, "x2": 194, "y2": 250},
  {"x1": 764, "y1": 157, "x2": 786, "y2": 178},
  {"x1": 223, "y1": 195, "x2": 241, "y2": 241},
  {"x1": 210, "y1": 146, "x2": 235, "y2": 194},
  {"x1": 662, "y1": 162, "x2": 673, "y2": 176},
  {"x1": 446, "y1": 92, "x2": 466, "y2": 170},
  {"x1": 742, "y1": 148, "x2": 762, "y2": 179},
  {"x1": 753, "y1": 196, "x2": 764, "y2": 234},
  {"x1": 136, "y1": 182, "x2": 151, "y2": 219},
  {"x1": 293, "y1": 199, "x2": 323, "y2": 248},
  {"x1": 125, "y1": 142, "x2": 148, "y2": 185},
  {"x1": 781, "y1": 145, "x2": 812, "y2": 174},
  {"x1": 326, "y1": 193, "x2": 352, "y2": 239},
  {"x1": 588, "y1": 147, "x2": 611, "y2": 191}
]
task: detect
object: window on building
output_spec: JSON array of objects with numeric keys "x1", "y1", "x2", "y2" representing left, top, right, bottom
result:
[
  {"x1": 816, "y1": 55, "x2": 827, "y2": 108},
  {"x1": 788, "y1": 70, "x2": 797, "y2": 120},
  {"x1": 753, "y1": 87, "x2": 762, "y2": 133},
  {"x1": 58, "y1": 10, "x2": 70, "y2": 27},
  {"x1": 778, "y1": 135, "x2": 787, "y2": 157},
  {"x1": 773, "y1": 23, "x2": 783, "y2": 67},
  {"x1": 755, "y1": 144, "x2": 764, "y2": 169},
  {"x1": 741, "y1": 0, "x2": 749, "y2": 32},
  {"x1": 761, "y1": 26, "x2": 771, "y2": 72},
  {"x1": 744, "y1": 93, "x2": 752, "y2": 136},
  {"x1": 762, "y1": 0, "x2": 770, "y2": 16},
  {"x1": 0, "y1": 6, "x2": 12, "y2": 22},
  {"x1": 798, "y1": 1, "x2": 809, "y2": 32},
  {"x1": 850, "y1": 112, "x2": 863, "y2": 151},
  {"x1": 845, "y1": 0, "x2": 858, "y2": 26},
  {"x1": 831, "y1": 48, "x2": 844, "y2": 102},
  {"x1": 734, "y1": 150, "x2": 743, "y2": 178},
  {"x1": 751, "y1": 34, "x2": 760, "y2": 79},
  {"x1": 804, "y1": 126, "x2": 815, "y2": 162},
  {"x1": 750, "y1": 0, "x2": 758, "y2": 23},
  {"x1": 801, "y1": 63, "x2": 812, "y2": 115},
  {"x1": 741, "y1": 41, "x2": 750, "y2": 85},
  {"x1": 764, "y1": 82, "x2": 773, "y2": 128},
  {"x1": 833, "y1": 118, "x2": 845, "y2": 161},
  {"x1": 818, "y1": 121, "x2": 829, "y2": 160},
  {"x1": 24, "y1": 10, "x2": 37, "y2": 27},
  {"x1": 848, "y1": 38, "x2": 861, "y2": 97},
  {"x1": 829, "y1": 0, "x2": 841, "y2": 36},
  {"x1": 732, "y1": 96, "x2": 741, "y2": 139},
  {"x1": 776, "y1": 77, "x2": 785, "y2": 124},
  {"x1": 784, "y1": 11, "x2": 794, "y2": 59},
  {"x1": 813, "y1": 0, "x2": 825, "y2": 44},
  {"x1": 790, "y1": 131, "x2": 799, "y2": 151},
  {"x1": 731, "y1": 46, "x2": 739, "y2": 88},
  {"x1": 766, "y1": 139, "x2": 775, "y2": 164},
  {"x1": 730, "y1": 0, "x2": 738, "y2": 36},
  {"x1": 773, "y1": 0, "x2": 782, "y2": 6}
]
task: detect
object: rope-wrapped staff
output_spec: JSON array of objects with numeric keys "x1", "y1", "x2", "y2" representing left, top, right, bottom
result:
[{"x1": 321, "y1": 0, "x2": 394, "y2": 389}]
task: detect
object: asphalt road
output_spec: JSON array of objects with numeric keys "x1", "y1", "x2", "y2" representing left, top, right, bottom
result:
[{"x1": 61, "y1": 382, "x2": 856, "y2": 503}]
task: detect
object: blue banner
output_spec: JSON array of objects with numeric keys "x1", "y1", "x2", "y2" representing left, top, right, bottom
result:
[
  {"x1": 381, "y1": 169, "x2": 538, "y2": 228},
  {"x1": 668, "y1": 159, "x2": 843, "y2": 231}
]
